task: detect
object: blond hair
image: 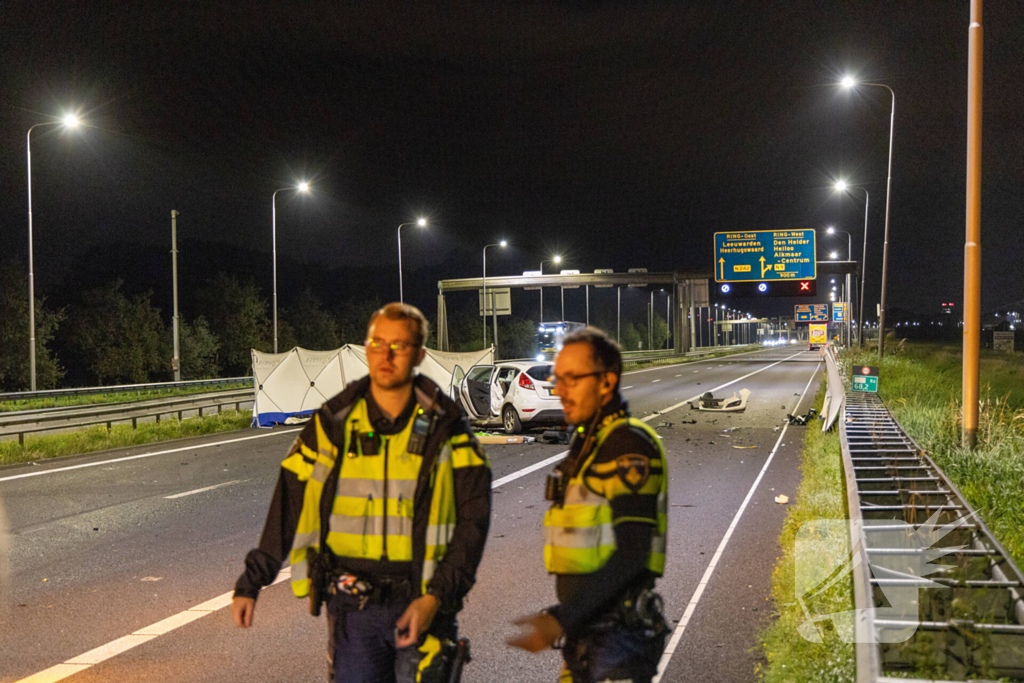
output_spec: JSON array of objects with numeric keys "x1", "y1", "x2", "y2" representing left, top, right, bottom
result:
[{"x1": 367, "y1": 302, "x2": 429, "y2": 347}]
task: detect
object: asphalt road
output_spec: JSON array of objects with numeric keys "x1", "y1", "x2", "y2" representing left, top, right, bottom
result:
[{"x1": 0, "y1": 346, "x2": 822, "y2": 683}]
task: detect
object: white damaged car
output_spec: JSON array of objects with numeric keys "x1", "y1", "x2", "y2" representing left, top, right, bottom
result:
[{"x1": 457, "y1": 361, "x2": 565, "y2": 434}]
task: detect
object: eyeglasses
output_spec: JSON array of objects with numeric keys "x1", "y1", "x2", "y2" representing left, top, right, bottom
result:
[
  {"x1": 547, "y1": 371, "x2": 603, "y2": 388},
  {"x1": 365, "y1": 338, "x2": 418, "y2": 355}
]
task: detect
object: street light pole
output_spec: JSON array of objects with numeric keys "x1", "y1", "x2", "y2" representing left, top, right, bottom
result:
[
  {"x1": 963, "y1": 0, "x2": 983, "y2": 448},
  {"x1": 272, "y1": 182, "x2": 310, "y2": 353},
  {"x1": 649, "y1": 290, "x2": 654, "y2": 350},
  {"x1": 539, "y1": 256, "x2": 561, "y2": 323},
  {"x1": 617, "y1": 286, "x2": 623, "y2": 344},
  {"x1": 171, "y1": 210, "x2": 181, "y2": 381},
  {"x1": 842, "y1": 77, "x2": 895, "y2": 357},
  {"x1": 397, "y1": 217, "x2": 427, "y2": 305},
  {"x1": 482, "y1": 241, "x2": 507, "y2": 349},
  {"x1": 836, "y1": 183, "x2": 871, "y2": 348},
  {"x1": 26, "y1": 115, "x2": 80, "y2": 391}
]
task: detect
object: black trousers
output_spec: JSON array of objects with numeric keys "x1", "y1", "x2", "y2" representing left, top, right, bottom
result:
[{"x1": 326, "y1": 593, "x2": 452, "y2": 683}]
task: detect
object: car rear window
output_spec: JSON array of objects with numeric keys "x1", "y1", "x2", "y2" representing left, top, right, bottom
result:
[{"x1": 526, "y1": 365, "x2": 552, "y2": 381}]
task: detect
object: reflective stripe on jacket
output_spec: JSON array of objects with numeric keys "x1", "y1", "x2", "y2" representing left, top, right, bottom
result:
[
  {"x1": 284, "y1": 393, "x2": 488, "y2": 598},
  {"x1": 543, "y1": 417, "x2": 667, "y2": 575}
]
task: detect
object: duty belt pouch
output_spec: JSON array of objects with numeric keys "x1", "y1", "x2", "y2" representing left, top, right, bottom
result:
[{"x1": 310, "y1": 422, "x2": 349, "y2": 617}]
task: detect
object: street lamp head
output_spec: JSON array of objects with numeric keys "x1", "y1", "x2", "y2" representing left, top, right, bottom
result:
[
  {"x1": 827, "y1": 226, "x2": 835, "y2": 235},
  {"x1": 840, "y1": 75, "x2": 856, "y2": 89},
  {"x1": 834, "y1": 180, "x2": 848, "y2": 193},
  {"x1": 62, "y1": 113, "x2": 80, "y2": 128},
  {"x1": 829, "y1": 251, "x2": 838, "y2": 260},
  {"x1": 416, "y1": 217, "x2": 427, "y2": 227},
  {"x1": 499, "y1": 240, "x2": 507, "y2": 248},
  {"x1": 553, "y1": 255, "x2": 562, "y2": 264},
  {"x1": 297, "y1": 181, "x2": 310, "y2": 193}
]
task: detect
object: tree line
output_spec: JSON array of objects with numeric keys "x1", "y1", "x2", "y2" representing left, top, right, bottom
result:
[
  {"x1": 0, "y1": 259, "x2": 671, "y2": 392},
  {"x1": 0, "y1": 263, "x2": 382, "y2": 391}
]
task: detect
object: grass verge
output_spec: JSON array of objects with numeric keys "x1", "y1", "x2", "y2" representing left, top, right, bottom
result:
[
  {"x1": 0, "y1": 410, "x2": 253, "y2": 467},
  {"x1": 0, "y1": 382, "x2": 252, "y2": 413},
  {"x1": 845, "y1": 341, "x2": 1024, "y2": 569},
  {"x1": 756, "y1": 383, "x2": 856, "y2": 682}
]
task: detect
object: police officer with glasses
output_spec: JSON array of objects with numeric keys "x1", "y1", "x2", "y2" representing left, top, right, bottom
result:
[
  {"x1": 232, "y1": 302, "x2": 491, "y2": 683},
  {"x1": 509, "y1": 327, "x2": 668, "y2": 683}
]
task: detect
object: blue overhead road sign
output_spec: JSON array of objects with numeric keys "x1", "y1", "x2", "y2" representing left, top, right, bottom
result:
[
  {"x1": 795, "y1": 304, "x2": 829, "y2": 322},
  {"x1": 714, "y1": 229, "x2": 817, "y2": 283}
]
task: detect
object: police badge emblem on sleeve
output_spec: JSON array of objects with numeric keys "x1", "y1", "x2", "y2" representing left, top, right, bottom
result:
[{"x1": 616, "y1": 454, "x2": 651, "y2": 492}]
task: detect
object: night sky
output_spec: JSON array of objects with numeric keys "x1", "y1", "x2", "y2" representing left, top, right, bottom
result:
[{"x1": 2, "y1": 2, "x2": 1022, "y2": 322}]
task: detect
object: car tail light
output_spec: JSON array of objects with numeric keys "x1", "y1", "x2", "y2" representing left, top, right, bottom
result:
[{"x1": 518, "y1": 373, "x2": 535, "y2": 390}]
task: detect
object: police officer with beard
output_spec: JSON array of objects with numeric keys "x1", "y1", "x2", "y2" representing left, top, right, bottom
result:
[{"x1": 509, "y1": 327, "x2": 668, "y2": 683}]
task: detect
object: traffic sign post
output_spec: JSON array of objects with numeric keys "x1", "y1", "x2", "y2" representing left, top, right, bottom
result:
[
  {"x1": 714, "y1": 230, "x2": 817, "y2": 283},
  {"x1": 853, "y1": 365, "x2": 879, "y2": 392},
  {"x1": 795, "y1": 304, "x2": 829, "y2": 322}
]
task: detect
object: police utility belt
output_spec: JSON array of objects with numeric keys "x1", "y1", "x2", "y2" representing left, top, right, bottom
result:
[
  {"x1": 309, "y1": 402, "x2": 439, "y2": 617},
  {"x1": 581, "y1": 585, "x2": 668, "y2": 638}
]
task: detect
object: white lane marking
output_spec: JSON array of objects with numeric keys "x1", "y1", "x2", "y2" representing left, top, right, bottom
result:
[
  {"x1": 621, "y1": 386, "x2": 634, "y2": 390},
  {"x1": 491, "y1": 451, "x2": 569, "y2": 489},
  {"x1": 651, "y1": 379, "x2": 661, "y2": 383},
  {"x1": 15, "y1": 568, "x2": 292, "y2": 683},
  {"x1": 165, "y1": 479, "x2": 244, "y2": 499},
  {"x1": 0, "y1": 429, "x2": 302, "y2": 484},
  {"x1": 674, "y1": 374, "x2": 682, "y2": 377},
  {"x1": 653, "y1": 363, "x2": 821, "y2": 682}
]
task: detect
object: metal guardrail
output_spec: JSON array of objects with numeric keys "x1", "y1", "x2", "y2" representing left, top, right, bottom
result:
[
  {"x1": 0, "y1": 389, "x2": 254, "y2": 445},
  {"x1": 840, "y1": 391, "x2": 1024, "y2": 682},
  {"x1": 0, "y1": 377, "x2": 251, "y2": 403},
  {"x1": 620, "y1": 344, "x2": 760, "y2": 368}
]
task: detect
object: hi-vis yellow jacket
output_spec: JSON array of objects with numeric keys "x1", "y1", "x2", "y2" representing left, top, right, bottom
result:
[
  {"x1": 543, "y1": 416, "x2": 667, "y2": 576},
  {"x1": 235, "y1": 375, "x2": 491, "y2": 616}
]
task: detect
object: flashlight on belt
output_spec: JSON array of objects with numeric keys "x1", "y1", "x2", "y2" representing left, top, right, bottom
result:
[{"x1": 544, "y1": 469, "x2": 565, "y2": 505}]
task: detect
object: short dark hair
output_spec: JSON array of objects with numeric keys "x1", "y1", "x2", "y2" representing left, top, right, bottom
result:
[
  {"x1": 367, "y1": 302, "x2": 429, "y2": 347},
  {"x1": 562, "y1": 326, "x2": 622, "y2": 385}
]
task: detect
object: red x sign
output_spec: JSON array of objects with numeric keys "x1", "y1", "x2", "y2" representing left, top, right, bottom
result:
[{"x1": 799, "y1": 281, "x2": 811, "y2": 291}]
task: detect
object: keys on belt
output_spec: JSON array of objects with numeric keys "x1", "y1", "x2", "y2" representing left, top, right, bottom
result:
[{"x1": 333, "y1": 573, "x2": 374, "y2": 609}]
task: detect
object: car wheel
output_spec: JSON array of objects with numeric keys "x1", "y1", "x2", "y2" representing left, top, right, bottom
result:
[{"x1": 503, "y1": 405, "x2": 522, "y2": 434}]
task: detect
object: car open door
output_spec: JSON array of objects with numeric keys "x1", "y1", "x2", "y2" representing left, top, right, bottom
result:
[
  {"x1": 460, "y1": 365, "x2": 495, "y2": 420},
  {"x1": 491, "y1": 366, "x2": 518, "y2": 416}
]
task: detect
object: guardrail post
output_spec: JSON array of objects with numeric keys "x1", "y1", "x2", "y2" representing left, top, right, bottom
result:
[
  {"x1": 19, "y1": 432, "x2": 25, "y2": 447},
  {"x1": 132, "y1": 417, "x2": 137, "y2": 430}
]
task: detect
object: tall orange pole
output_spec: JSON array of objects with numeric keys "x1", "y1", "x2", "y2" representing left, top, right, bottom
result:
[{"x1": 962, "y1": 0, "x2": 983, "y2": 449}]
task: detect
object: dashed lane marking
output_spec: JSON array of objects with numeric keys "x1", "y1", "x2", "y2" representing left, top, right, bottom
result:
[{"x1": 165, "y1": 479, "x2": 245, "y2": 499}]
